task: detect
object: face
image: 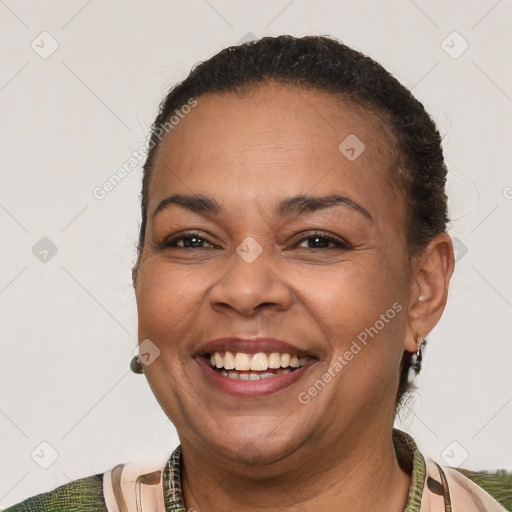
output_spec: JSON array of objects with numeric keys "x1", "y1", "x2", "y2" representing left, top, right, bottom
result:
[{"x1": 135, "y1": 84, "x2": 414, "y2": 467}]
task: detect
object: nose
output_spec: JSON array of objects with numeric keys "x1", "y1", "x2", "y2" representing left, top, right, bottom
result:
[{"x1": 208, "y1": 246, "x2": 293, "y2": 317}]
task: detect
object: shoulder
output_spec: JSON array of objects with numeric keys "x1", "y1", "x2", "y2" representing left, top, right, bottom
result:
[
  {"x1": 2, "y1": 473, "x2": 107, "y2": 512},
  {"x1": 443, "y1": 465, "x2": 508, "y2": 511},
  {"x1": 392, "y1": 430, "x2": 508, "y2": 512},
  {"x1": 2, "y1": 452, "x2": 176, "y2": 512},
  {"x1": 425, "y1": 457, "x2": 508, "y2": 512}
]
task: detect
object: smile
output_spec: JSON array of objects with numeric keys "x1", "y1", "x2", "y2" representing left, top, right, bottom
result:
[
  {"x1": 193, "y1": 337, "x2": 317, "y2": 397},
  {"x1": 207, "y1": 351, "x2": 310, "y2": 380}
]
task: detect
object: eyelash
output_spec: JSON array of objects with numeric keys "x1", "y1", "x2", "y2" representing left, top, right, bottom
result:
[{"x1": 161, "y1": 230, "x2": 351, "y2": 250}]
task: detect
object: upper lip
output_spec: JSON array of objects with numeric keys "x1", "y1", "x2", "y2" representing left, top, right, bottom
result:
[{"x1": 196, "y1": 337, "x2": 313, "y2": 357}]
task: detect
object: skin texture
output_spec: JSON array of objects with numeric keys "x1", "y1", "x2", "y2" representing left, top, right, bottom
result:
[{"x1": 134, "y1": 84, "x2": 455, "y2": 511}]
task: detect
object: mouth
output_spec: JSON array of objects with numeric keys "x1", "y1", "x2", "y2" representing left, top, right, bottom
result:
[
  {"x1": 204, "y1": 351, "x2": 312, "y2": 380},
  {"x1": 193, "y1": 338, "x2": 317, "y2": 397}
]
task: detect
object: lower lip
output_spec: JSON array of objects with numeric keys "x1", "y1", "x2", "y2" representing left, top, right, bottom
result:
[{"x1": 194, "y1": 356, "x2": 315, "y2": 397}]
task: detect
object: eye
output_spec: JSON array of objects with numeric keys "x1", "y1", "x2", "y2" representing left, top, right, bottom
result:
[
  {"x1": 294, "y1": 231, "x2": 351, "y2": 250},
  {"x1": 162, "y1": 231, "x2": 216, "y2": 249},
  {"x1": 159, "y1": 230, "x2": 350, "y2": 251}
]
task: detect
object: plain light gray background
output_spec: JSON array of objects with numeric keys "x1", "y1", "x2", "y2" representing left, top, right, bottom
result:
[{"x1": 1, "y1": 0, "x2": 511, "y2": 507}]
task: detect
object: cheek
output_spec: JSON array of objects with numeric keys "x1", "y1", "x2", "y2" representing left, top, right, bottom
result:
[
  {"x1": 136, "y1": 242, "x2": 408, "y2": 347},
  {"x1": 302, "y1": 256, "x2": 404, "y2": 329},
  {"x1": 135, "y1": 260, "x2": 209, "y2": 342},
  {"x1": 302, "y1": 257, "x2": 408, "y2": 386}
]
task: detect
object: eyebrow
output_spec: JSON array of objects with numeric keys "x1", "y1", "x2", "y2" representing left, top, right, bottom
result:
[{"x1": 152, "y1": 193, "x2": 372, "y2": 221}]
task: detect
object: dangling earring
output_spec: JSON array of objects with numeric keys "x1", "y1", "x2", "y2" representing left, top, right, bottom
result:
[
  {"x1": 130, "y1": 355, "x2": 144, "y2": 374},
  {"x1": 410, "y1": 336, "x2": 426, "y2": 374}
]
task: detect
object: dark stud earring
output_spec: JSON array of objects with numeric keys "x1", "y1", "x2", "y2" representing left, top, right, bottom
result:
[{"x1": 130, "y1": 355, "x2": 144, "y2": 374}]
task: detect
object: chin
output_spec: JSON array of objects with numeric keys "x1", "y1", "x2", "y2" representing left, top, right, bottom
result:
[{"x1": 201, "y1": 424, "x2": 309, "y2": 468}]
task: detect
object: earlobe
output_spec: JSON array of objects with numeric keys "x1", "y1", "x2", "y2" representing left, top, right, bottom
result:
[{"x1": 405, "y1": 233, "x2": 455, "y2": 352}]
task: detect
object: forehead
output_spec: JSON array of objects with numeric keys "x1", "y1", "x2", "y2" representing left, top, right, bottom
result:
[{"x1": 149, "y1": 84, "x2": 401, "y2": 221}]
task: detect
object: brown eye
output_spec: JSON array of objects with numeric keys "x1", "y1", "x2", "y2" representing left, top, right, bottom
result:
[
  {"x1": 295, "y1": 232, "x2": 351, "y2": 250},
  {"x1": 177, "y1": 236, "x2": 210, "y2": 248},
  {"x1": 163, "y1": 231, "x2": 216, "y2": 249}
]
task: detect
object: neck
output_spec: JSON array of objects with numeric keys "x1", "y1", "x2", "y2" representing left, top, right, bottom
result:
[{"x1": 180, "y1": 423, "x2": 411, "y2": 512}]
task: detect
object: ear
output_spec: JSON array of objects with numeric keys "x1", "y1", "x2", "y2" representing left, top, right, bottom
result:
[{"x1": 404, "y1": 233, "x2": 455, "y2": 352}]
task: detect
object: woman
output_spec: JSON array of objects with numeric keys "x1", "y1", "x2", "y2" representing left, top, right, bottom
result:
[{"x1": 4, "y1": 35, "x2": 506, "y2": 512}]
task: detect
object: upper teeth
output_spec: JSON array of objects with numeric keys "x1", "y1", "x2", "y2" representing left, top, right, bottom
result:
[{"x1": 209, "y1": 352, "x2": 308, "y2": 371}]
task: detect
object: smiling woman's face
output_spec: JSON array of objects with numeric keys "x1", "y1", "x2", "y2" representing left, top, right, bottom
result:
[{"x1": 135, "y1": 84, "x2": 419, "y2": 466}]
